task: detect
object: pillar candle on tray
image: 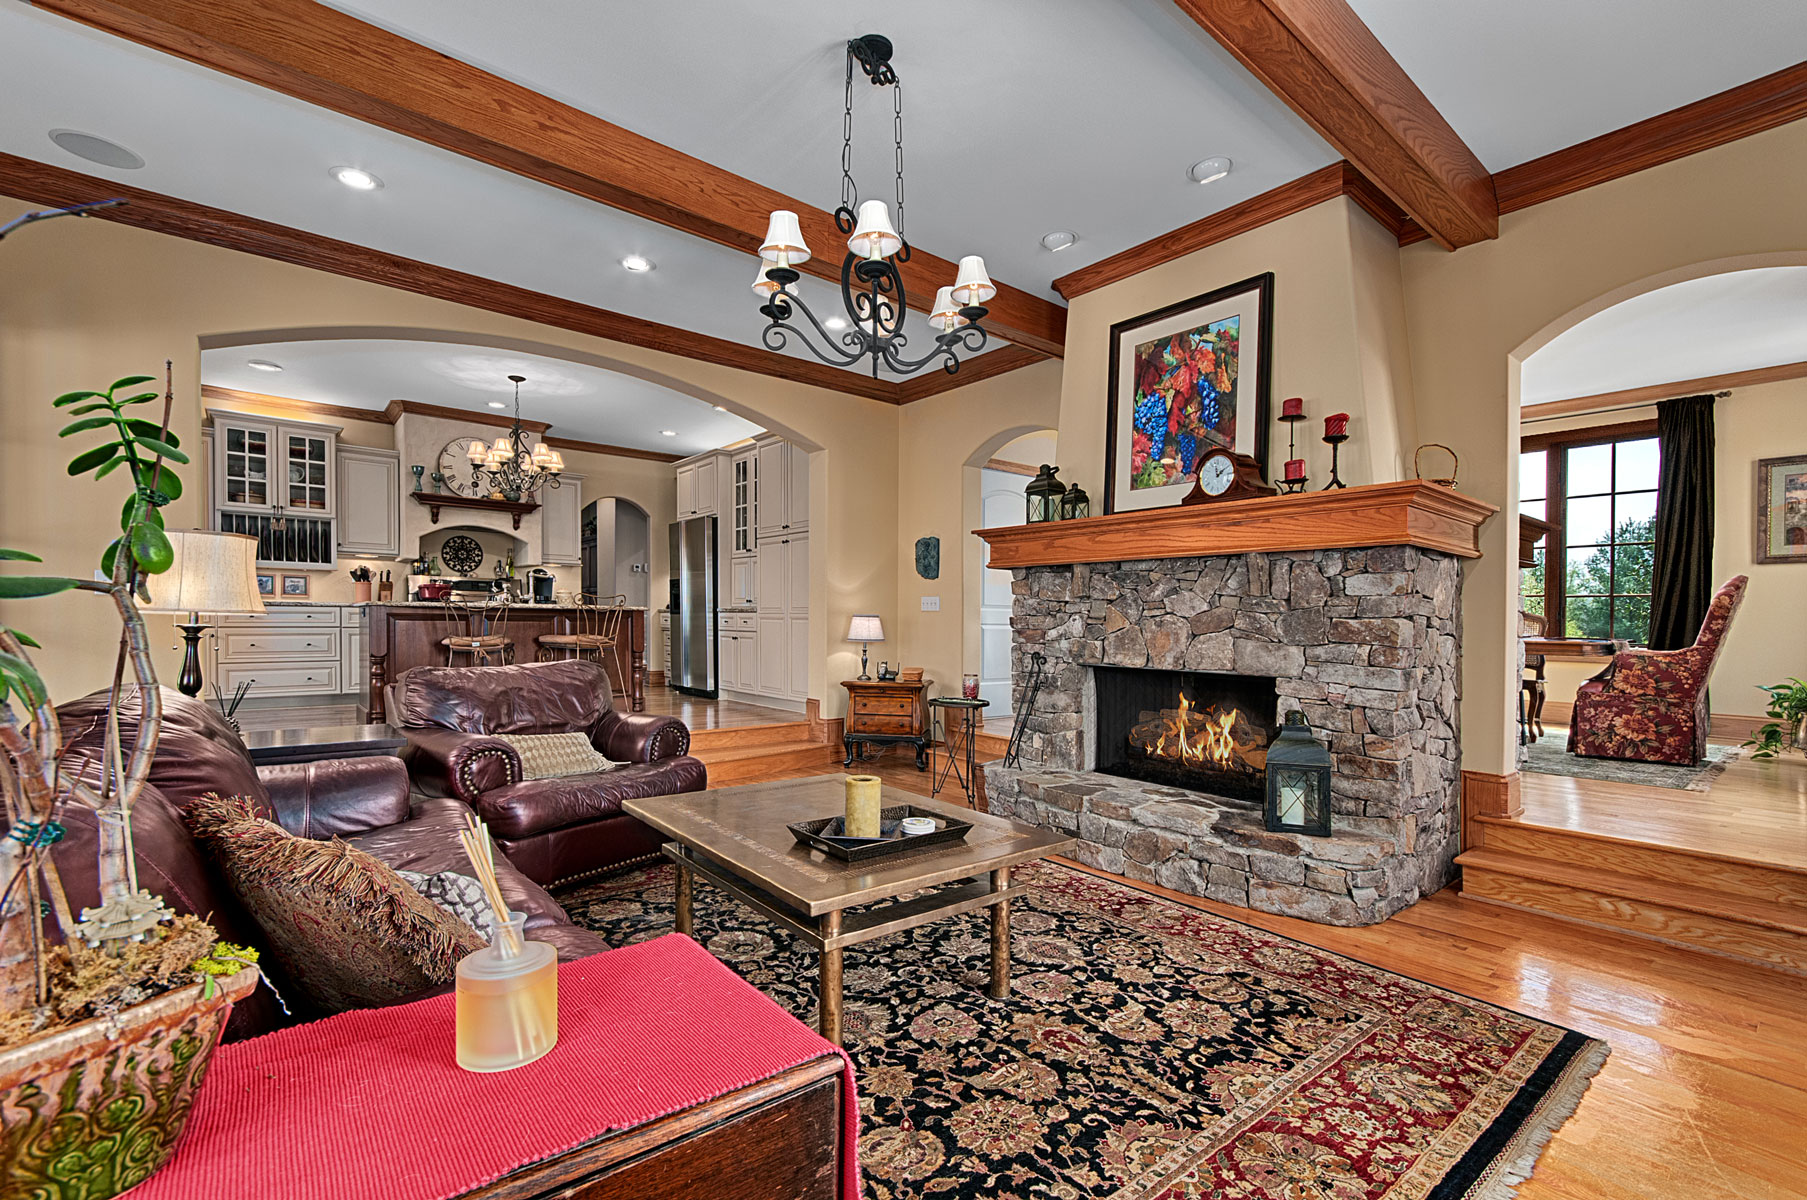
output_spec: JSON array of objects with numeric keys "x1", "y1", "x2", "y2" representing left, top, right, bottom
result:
[
  {"x1": 1324, "y1": 413, "x2": 1349, "y2": 438},
  {"x1": 1281, "y1": 397, "x2": 1304, "y2": 418},
  {"x1": 1284, "y1": 459, "x2": 1305, "y2": 481},
  {"x1": 844, "y1": 774, "x2": 882, "y2": 839}
]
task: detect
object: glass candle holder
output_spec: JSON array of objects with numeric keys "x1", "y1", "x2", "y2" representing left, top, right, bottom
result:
[
  {"x1": 455, "y1": 912, "x2": 558, "y2": 1072},
  {"x1": 962, "y1": 673, "x2": 980, "y2": 699}
]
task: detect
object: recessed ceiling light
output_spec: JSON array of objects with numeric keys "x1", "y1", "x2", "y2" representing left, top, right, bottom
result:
[
  {"x1": 1188, "y1": 156, "x2": 1233, "y2": 185},
  {"x1": 1039, "y1": 230, "x2": 1077, "y2": 252},
  {"x1": 488, "y1": 401, "x2": 508, "y2": 409},
  {"x1": 330, "y1": 165, "x2": 383, "y2": 191},
  {"x1": 659, "y1": 429, "x2": 678, "y2": 437},
  {"x1": 823, "y1": 316, "x2": 848, "y2": 331},
  {"x1": 246, "y1": 359, "x2": 284, "y2": 372},
  {"x1": 621, "y1": 254, "x2": 655, "y2": 273},
  {"x1": 713, "y1": 405, "x2": 728, "y2": 412},
  {"x1": 48, "y1": 129, "x2": 144, "y2": 170}
]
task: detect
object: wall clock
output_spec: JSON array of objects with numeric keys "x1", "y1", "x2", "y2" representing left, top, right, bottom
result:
[
  {"x1": 1181, "y1": 450, "x2": 1277, "y2": 504},
  {"x1": 440, "y1": 534, "x2": 484, "y2": 576},
  {"x1": 437, "y1": 438, "x2": 486, "y2": 497}
]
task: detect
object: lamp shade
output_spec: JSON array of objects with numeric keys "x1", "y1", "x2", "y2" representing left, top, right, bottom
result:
[
  {"x1": 466, "y1": 439, "x2": 488, "y2": 464},
  {"x1": 930, "y1": 286, "x2": 967, "y2": 332},
  {"x1": 846, "y1": 199, "x2": 902, "y2": 261},
  {"x1": 142, "y1": 530, "x2": 265, "y2": 616},
  {"x1": 751, "y1": 260, "x2": 782, "y2": 298},
  {"x1": 490, "y1": 436, "x2": 514, "y2": 461},
  {"x1": 846, "y1": 614, "x2": 885, "y2": 644},
  {"x1": 760, "y1": 209, "x2": 811, "y2": 265},
  {"x1": 950, "y1": 255, "x2": 996, "y2": 306}
]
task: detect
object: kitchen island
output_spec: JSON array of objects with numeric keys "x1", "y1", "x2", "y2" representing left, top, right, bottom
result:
[{"x1": 364, "y1": 603, "x2": 648, "y2": 721}]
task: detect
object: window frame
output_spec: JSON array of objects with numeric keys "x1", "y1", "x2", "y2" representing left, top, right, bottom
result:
[{"x1": 1519, "y1": 418, "x2": 1659, "y2": 642}]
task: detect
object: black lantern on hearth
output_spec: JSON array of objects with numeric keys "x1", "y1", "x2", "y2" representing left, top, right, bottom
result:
[
  {"x1": 1024, "y1": 464, "x2": 1067, "y2": 523},
  {"x1": 1060, "y1": 482, "x2": 1090, "y2": 522},
  {"x1": 1264, "y1": 711, "x2": 1333, "y2": 837}
]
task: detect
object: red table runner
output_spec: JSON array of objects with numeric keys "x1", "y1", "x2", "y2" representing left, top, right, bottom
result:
[{"x1": 128, "y1": 934, "x2": 860, "y2": 1199}]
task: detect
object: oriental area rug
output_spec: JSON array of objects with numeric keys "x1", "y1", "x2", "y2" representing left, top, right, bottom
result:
[
  {"x1": 561, "y1": 861, "x2": 1607, "y2": 1200},
  {"x1": 1522, "y1": 731, "x2": 1739, "y2": 791}
]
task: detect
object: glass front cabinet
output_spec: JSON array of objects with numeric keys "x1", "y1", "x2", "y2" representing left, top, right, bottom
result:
[
  {"x1": 209, "y1": 410, "x2": 341, "y2": 569},
  {"x1": 731, "y1": 449, "x2": 757, "y2": 555}
]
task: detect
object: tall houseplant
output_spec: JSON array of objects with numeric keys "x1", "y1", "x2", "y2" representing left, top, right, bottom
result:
[{"x1": 0, "y1": 370, "x2": 259, "y2": 1200}]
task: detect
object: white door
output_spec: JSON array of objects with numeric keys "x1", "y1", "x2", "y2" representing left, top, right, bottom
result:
[{"x1": 978, "y1": 469, "x2": 1027, "y2": 716}]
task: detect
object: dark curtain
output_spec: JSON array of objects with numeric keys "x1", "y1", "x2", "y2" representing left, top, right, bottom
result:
[{"x1": 1648, "y1": 393, "x2": 1716, "y2": 650}]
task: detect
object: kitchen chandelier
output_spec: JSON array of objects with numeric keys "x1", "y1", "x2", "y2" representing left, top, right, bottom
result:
[
  {"x1": 463, "y1": 374, "x2": 564, "y2": 501},
  {"x1": 754, "y1": 34, "x2": 995, "y2": 380}
]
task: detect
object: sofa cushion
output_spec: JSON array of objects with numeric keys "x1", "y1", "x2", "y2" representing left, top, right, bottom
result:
[
  {"x1": 472, "y1": 757, "x2": 709, "y2": 841},
  {"x1": 186, "y1": 794, "x2": 486, "y2": 1014},
  {"x1": 395, "y1": 659, "x2": 613, "y2": 736},
  {"x1": 496, "y1": 731, "x2": 620, "y2": 780}
]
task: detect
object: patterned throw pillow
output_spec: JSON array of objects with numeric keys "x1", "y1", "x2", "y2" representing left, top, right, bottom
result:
[
  {"x1": 397, "y1": 869, "x2": 500, "y2": 943},
  {"x1": 496, "y1": 731, "x2": 621, "y2": 780},
  {"x1": 185, "y1": 794, "x2": 486, "y2": 1014}
]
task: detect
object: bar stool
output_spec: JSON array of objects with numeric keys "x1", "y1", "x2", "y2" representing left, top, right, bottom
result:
[
  {"x1": 535, "y1": 593, "x2": 626, "y2": 667},
  {"x1": 441, "y1": 596, "x2": 514, "y2": 666}
]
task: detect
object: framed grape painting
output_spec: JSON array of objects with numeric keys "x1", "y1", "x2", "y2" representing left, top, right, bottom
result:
[{"x1": 1103, "y1": 272, "x2": 1273, "y2": 513}]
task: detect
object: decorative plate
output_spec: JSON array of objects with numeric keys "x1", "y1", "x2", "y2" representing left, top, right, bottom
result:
[{"x1": 440, "y1": 534, "x2": 484, "y2": 576}]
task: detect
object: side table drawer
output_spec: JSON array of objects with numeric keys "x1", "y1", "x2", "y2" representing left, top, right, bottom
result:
[
  {"x1": 851, "y1": 713, "x2": 915, "y2": 736},
  {"x1": 851, "y1": 694, "x2": 913, "y2": 718}
]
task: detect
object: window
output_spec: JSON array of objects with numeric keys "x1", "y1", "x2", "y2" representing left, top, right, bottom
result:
[{"x1": 1519, "y1": 421, "x2": 1659, "y2": 644}]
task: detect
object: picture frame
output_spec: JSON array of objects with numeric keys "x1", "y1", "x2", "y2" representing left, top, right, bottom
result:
[
  {"x1": 256, "y1": 573, "x2": 276, "y2": 597},
  {"x1": 1104, "y1": 272, "x2": 1274, "y2": 514},
  {"x1": 281, "y1": 574, "x2": 310, "y2": 597},
  {"x1": 1756, "y1": 455, "x2": 1807, "y2": 564}
]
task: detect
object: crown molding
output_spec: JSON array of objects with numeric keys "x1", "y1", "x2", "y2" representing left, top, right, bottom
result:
[
  {"x1": 1519, "y1": 359, "x2": 1807, "y2": 422},
  {"x1": 200, "y1": 384, "x2": 385, "y2": 428},
  {"x1": 541, "y1": 435, "x2": 683, "y2": 464},
  {"x1": 382, "y1": 398, "x2": 551, "y2": 434}
]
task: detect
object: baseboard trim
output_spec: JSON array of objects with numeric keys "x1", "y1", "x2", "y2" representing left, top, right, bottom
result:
[
  {"x1": 806, "y1": 698, "x2": 844, "y2": 747},
  {"x1": 1461, "y1": 769, "x2": 1522, "y2": 851},
  {"x1": 648, "y1": 669, "x2": 666, "y2": 686}
]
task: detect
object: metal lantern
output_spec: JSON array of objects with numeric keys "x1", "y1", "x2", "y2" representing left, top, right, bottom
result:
[
  {"x1": 1025, "y1": 464, "x2": 1067, "y2": 523},
  {"x1": 1060, "y1": 482, "x2": 1091, "y2": 521},
  {"x1": 1264, "y1": 711, "x2": 1333, "y2": 837}
]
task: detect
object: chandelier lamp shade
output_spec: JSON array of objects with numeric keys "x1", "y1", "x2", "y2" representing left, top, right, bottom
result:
[
  {"x1": 754, "y1": 34, "x2": 994, "y2": 380},
  {"x1": 464, "y1": 374, "x2": 564, "y2": 501}
]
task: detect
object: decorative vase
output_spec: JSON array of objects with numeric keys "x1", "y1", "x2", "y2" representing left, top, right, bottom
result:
[
  {"x1": 844, "y1": 774, "x2": 882, "y2": 839},
  {"x1": 504, "y1": 489, "x2": 522, "y2": 503},
  {"x1": 410, "y1": 464, "x2": 425, "y2": 492},
  {"x1": 0, "y1": 967, "x2": 258, "y2": 1200},
  {"x1": 430, "y1": 471, "x2": 445, "y2": 494},
  {"x1": 354, "y1": 580, "x2": 373, "y2": 603}
]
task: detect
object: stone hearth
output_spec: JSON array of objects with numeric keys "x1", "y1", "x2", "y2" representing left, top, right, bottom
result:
[{"x1": 983, "y1": 546, "x2": 1464, "y2": 925}]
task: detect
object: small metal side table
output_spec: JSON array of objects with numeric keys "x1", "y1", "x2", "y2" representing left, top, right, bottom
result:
[{"x1": 929, "y1": 696, "x2": 989, "y2": 802}]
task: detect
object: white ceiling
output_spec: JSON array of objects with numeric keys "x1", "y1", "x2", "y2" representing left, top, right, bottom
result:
[
  {"x1": 1347, "y1": 0, "x2": 1807, "y2": 172},
  {"x1": 201, "y1": 339, "x2": 765, "y2": 455},
  {"x1": 1521, "y1": 267, "x2": 1807, "y2": 404}
]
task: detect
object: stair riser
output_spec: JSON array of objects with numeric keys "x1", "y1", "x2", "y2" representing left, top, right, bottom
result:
[
  {"x1": 688, "y1": 722, "x2": 815, "y2": 752},
  {"x1": 1461, "y1": 867, "x2": 1807, "y2": 975},
  {"x1": 1478, "y1": 821, "x2": 1807, "y2": 910},
  {"x1": 699, "y1": 745, "x2": 839, "y2": 785}
]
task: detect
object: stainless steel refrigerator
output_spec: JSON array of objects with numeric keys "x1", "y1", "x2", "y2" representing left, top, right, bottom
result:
[{"x1": 668, "y1": 515, "x2": 717, "y2": 696}]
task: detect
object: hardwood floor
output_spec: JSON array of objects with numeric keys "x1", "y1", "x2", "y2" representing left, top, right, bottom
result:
[
  {"x1": 640, "y1": 685, "x2": 803, "y2": 732},
  {"x1": 731, "y1": 755, "x2": 1807, "y2": 1200}
]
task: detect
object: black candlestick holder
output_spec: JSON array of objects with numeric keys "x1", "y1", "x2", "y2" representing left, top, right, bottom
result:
[
  {"x1": 1321, "y1": 433, "x2": 1349, "y2": 490},
  {"x1": 1278, "y1": 410, "x2": 1309, "y2": 493}
]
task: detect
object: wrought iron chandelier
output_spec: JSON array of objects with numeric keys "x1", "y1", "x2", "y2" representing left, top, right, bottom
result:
[
  {"x1": 754, "y1": 34, "x2": 996, "y2": 380},
  {"x1": 463, "y1": 374, "x2": 564, "y2": 501}
]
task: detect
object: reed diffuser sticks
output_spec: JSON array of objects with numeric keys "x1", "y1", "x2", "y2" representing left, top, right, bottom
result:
[{"x1": 457, "y1": 813, "x2": 521, "y2": 956}]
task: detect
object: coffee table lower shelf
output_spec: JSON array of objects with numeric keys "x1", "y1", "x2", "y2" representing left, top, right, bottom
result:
[{"x1": 663, "y1": 842, "x2": 1027, "y2": 1046}]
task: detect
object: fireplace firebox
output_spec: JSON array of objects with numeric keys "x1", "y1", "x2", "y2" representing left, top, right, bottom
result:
[{"x1": 1092, "y1": 667, "x2": 1279, "y2": 802}]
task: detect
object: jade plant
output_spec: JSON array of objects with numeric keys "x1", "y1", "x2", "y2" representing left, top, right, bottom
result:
[
  {"x1": 0, "y1": 369, "x2": 230, "y2": 1031},
  {"x1": 1743, "y1": 677, "x2": 1807, "y2": 760}
]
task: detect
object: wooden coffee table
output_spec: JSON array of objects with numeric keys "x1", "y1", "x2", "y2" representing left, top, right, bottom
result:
[{"x1": 623, "y1": 777, "x2": 1073, "y2": 1045}]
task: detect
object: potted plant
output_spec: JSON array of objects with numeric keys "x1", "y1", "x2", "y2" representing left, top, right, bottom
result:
[
  {"x1": 1, "y1": 371, "x2": 260, "y2": 1200},
  {"x1": 1743, "y1": 677, "x2": 1807, "y2": 759}
]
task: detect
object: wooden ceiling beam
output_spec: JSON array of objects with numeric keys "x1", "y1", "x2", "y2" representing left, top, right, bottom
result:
[
  {"x1": 1171, "y1": 0, "x2": 1496, "y2": 249},
  {"x1": 33, "y1": 0, "x2": 1067, "y2": 357}
]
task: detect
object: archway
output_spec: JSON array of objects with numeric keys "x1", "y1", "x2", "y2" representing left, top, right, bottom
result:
[
  {"x1": 586, "y1": 496, "x2": 653, "y2": 608},
  {"x1": 962, "y1": 427, "x2": 1058, "y2": 716}
]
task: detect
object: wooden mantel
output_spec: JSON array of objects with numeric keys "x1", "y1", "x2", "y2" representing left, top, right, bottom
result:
[{"x1": 976, "y1": 480, "x2": 1498, "y2": 569}]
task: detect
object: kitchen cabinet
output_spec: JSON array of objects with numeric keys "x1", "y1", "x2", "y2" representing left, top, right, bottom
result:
[
  {"x1": 719, "y1": 613, "x2": 759, "y2": 694},
  {"x1": 730, "y1": 449, "x2": 757, "y2": 555},
  {"x1": 674, "y1": 454, "x2": 721, "y2": 518},
  {"x1": 205, "y1": 604, "x2": 360, "y2": 701},
  {"x1": 335, "y1": 446, "x2": 401, "y2": 559},
  {"x1": 659, "y1": 609, "x2": 672, "y2": 679},
  {"x1": 540, "y1": 472, "x2": 585, "y2": 565},
  {"x1": 727, "y1": 556, "x2": 757, "y2": 609},
  {"x1": 753, "y1": 437, "x2": 809, "y2": 537},
  {"x1": 209, "y1": 410, "x2": 341, "y2": 569},
  {"x1": 754, "y1": 530, "x2": 809, "y2": 703}
]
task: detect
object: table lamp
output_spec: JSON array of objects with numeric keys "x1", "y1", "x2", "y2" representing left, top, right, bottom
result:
[
  {"x1": 144, "y1": 530, "x2": 266, "y2": 696},
  {"x1": 846, "y1": 614, "x2": 884, "y2": 681}
]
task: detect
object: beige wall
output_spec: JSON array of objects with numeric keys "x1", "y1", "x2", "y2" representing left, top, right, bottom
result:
[
  {"x1": 0, "y1": 197, "x2": 896, "y2": 712},
  {"x1": 1527, "y1": 378, "x2": 1807, "y2": 717}
]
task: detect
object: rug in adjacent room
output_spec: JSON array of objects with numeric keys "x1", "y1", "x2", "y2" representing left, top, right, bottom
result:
[
  {"x1": 562, "y1": 862, "x2": 1607, "y2": 1200},
  {"x1": 1523, "y1": 731, "x2": 1740, "y2": 790}
]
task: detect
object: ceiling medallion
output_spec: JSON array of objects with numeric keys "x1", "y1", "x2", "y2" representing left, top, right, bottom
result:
[{"x1": 753, "y1": 34, "x2": 996, "y2": 381}]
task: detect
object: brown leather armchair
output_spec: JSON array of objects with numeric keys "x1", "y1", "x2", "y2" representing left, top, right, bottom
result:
[
  {"x1": 391, "y1": 659, "x2": 706, "y2": 888},
  {"x1": 42, "y1": 687, "x2": 612, "y2": 1042}
]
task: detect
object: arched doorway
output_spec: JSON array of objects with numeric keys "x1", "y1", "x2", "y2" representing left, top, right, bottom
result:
[
  {"x1": 968, "y1": 429, "x2": 1057, "y2": 716},
  {"x1": 585, "y1": 496, "x2": 652, "y2": 608}
]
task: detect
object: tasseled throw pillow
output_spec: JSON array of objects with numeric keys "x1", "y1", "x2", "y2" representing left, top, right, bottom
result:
[
  {"x1": 185, "y1": 793, "x2": 486, "y2": 1014},
  {"x1": 495, "y1": 731, "x2": 621, "y2": 780}
]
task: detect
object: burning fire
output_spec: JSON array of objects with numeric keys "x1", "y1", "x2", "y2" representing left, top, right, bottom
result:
[{"x1": 1134, "y1": 694, "x2": 1267, "y2": 774}]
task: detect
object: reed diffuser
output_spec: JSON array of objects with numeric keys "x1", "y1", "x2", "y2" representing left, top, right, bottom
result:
[{"x1": 454, "y1": 813, "x2": 558, "y2": 1072}]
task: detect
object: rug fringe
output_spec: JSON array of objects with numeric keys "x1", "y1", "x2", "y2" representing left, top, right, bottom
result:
[{"x1": 1472, "y1": 1039, "x2": 1611, "y2": 1200}]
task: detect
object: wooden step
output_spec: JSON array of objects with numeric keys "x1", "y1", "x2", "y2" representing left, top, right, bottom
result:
[
  {"x1": 1457, "y1": 848, "x2": 1807, "y2": 974},
  {"x1": 693, "y1": 740, "x2": 839, "y2": 786},
  {"x1": 687, "y1": 720, "x2": 814, "y2": 752},
  {"x1": 1476, "y1": 817, "x2": 1807, "y2": 910}
]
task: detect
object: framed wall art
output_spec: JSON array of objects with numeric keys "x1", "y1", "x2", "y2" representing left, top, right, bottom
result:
[
  {"x1": 1756, "y1": 454, "x2": 1807, "y2": 563},
  {"x1": 255, "y1": 573, "x2": 276, "y2": 597},
  {"x1": 1104, "y1": 272, "x2": 1274, "y2": 514},
  {"x1": 281, "y1": 574, "x2": 310, "y2": 597}
]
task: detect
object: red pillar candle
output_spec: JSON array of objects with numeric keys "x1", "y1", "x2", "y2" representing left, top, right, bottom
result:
[
  {"x1": 1324, "y1": 413, "x2": 1349, "y2": 438},
  {"x1": 1281, "y1": 396, "x2": 1304, "y2": 418},
  {"x1": 1284, "y1": 458, "x2": 1305, "y2": 481}
]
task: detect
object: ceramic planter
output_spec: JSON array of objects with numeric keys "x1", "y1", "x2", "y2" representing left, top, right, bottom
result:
[{"x1": 0, "y1": 967, "x2": 258, "y2": 1200}]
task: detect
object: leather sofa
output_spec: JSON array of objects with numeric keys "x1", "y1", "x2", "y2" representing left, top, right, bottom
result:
[
  {"x1": 43, "y1": 686, "x2": 624, "y2": 1042},
  {"x1": 391, "y1": 659, "x2": 706, "y2": 888}
]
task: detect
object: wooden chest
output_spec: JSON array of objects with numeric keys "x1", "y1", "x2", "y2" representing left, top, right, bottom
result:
[{"x1": 841, "y1": 678, "x2": 932, "y2": 769}]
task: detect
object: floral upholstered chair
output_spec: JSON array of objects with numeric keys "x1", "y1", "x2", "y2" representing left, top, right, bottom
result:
[{"x1": 1567, "y1": 576, "x2": 1748, "y2": 765}]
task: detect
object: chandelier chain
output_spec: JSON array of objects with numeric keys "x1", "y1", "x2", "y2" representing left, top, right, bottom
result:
[
  {"x1": 841, "y1": 52, "x2": 857, "y2": 213},
  {"x1": 892, "y1": 79, "x2": 906, "y2": 240}
]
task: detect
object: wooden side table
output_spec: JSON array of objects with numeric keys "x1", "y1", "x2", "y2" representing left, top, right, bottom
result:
[{"x1": 842, "y1": 677, "x2": 932, "y2": 769}]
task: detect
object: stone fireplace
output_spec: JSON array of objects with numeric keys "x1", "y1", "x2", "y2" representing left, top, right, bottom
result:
[{"x1": 977, "y1": 483, "x2": 1495, "y2": 926}]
